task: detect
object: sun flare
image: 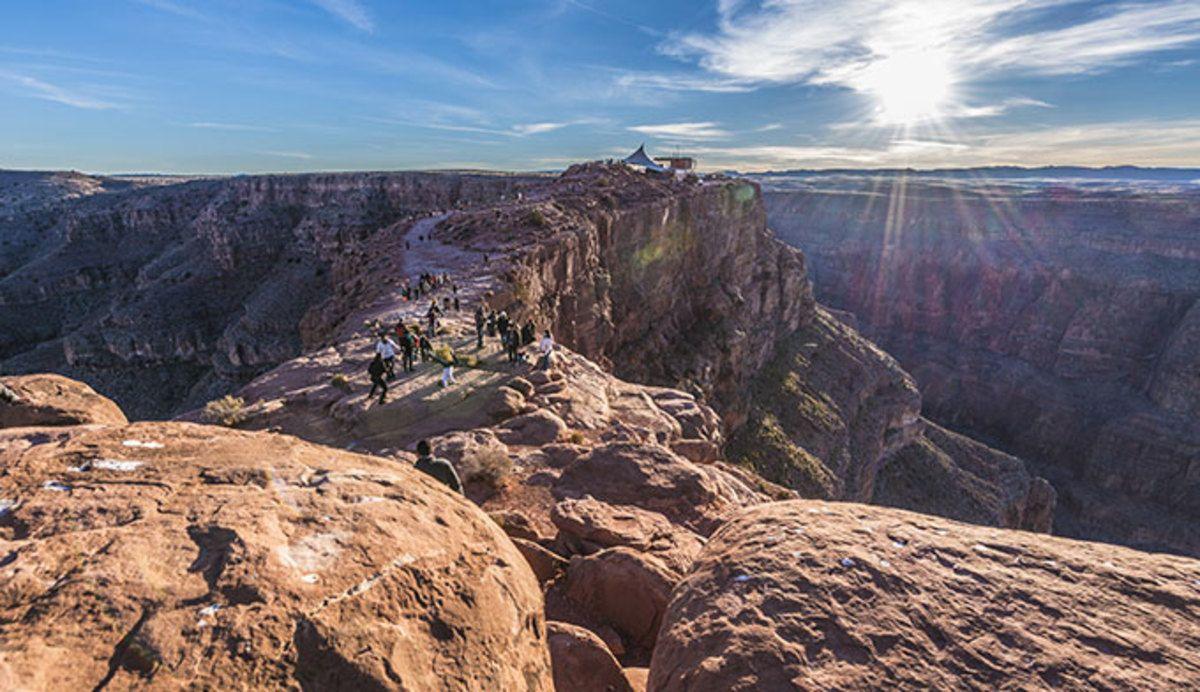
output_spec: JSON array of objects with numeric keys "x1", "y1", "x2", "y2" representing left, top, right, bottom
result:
[{"x1": 859, "y1": 49, "x2": 957, "y2": 125}]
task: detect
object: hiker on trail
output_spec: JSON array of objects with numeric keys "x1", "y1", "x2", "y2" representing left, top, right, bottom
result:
[
  {"x1": 375, "y1": 333, "x2": 398, "y2": 380},
  {"x1": 443, "y1": 296, "x2": 452, "y2": 311},
  {"x1": 453, "y1": 296, "x2": 460, "y2": 312},
  {"x1": 483, "y1": 253, "x2": 489, "y2": 265},
  {"x1": 419, "y1": 333, "x2": 433, "y2": 362},
  {"x1": 496, "y1": 311, "x2": 510, "y2": 339},
  {"x1": 486, "y1": 311, "x2": 497, "y2": 337},
  {"x1": 427, "y1": 302, "x2": 441, "y2": 334},
  {"x1": 398, "y1": 324, "x2": 416, "y2": 372},
  {"x1": 538, "y1": 330, "x2": 555, "y2": 370},
  {"x1": 367, "y1": 353, "x2": 388, "y2": 404},
  {"x1": 474, "y1": 307, "x2": 485, "y2": 348},
  {"x1": 504, "y1": 326, "x2": 521, "y2": 363},
  {"x1": 432, "y1": 345, "x2": 457, "y2": 387},
  {"x1": 414, "y1": 439, "x2": 463, "y2": 493},
  {"x1": 521, "y1": 320, "x2": 535, "y2": 346}
]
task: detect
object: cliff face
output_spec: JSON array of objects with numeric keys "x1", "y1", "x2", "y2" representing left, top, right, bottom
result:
[
  {"x1": 0, "y1": 172, "x2": 539, "y2": 419},
  {"x1": 441, "y1": 164, "x2": 1051, "y2": 531},
  {"x1": 762, "y1": 177, "x2": 1200, "y2": 555}
]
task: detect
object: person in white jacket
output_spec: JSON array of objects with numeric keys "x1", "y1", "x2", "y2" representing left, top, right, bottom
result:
[
  {"x1": 538, "y1": 330, "x2": 555, "y2": 370},
  {"x1": 375, "y1": 334, "x2": 398, "y2": 379}
]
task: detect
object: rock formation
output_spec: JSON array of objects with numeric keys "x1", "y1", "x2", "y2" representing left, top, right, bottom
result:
[
  {"x1": 649, "y1": 500, "x2": 1200, "y2": 691},
  {"x1": 762, "y1": 177, "x2": 1200, "y2": 555},
  {"x1": 0, "y1": 412, "x2": 551, "y2": 689},
  {"x1": 0, "y1": 171, "x2": 541, "y2": 419},
  {"x1": 1, "y1": 373, "x2": 128, "y2": 428}
]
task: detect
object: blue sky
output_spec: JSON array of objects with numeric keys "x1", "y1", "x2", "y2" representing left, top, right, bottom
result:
[{"x1": 2, "y1": 0, "x2": 1199, "y2": 173}]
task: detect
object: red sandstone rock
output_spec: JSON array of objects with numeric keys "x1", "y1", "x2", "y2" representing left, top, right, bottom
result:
[
  {"x1": 547, "y1": 621, "x2": 632, "y2": 692},
  {"x1": 550, "y1": 498, "x2": 704, "y2": 574},
  {"x1": 0, "y1": 374, "x2": 127, "y2": 428},
  {"x1": 649, "y1": 500, "x2": 1200, "y2": 691},
  {"x1": 563, "y1": 547, "x2": 679, "y2": 652},
  {"x1": 0, "y1": 421, "x2": 551, "y2": 690},
  {"x1": 512, "y1": 537, "x2": 568, "y2": 583}
]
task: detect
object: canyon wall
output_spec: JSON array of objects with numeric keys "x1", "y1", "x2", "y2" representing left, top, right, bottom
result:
[
  {"x1": 446, "y1": 164, "x2": 1052, "y2": 530},
  {"x1": 763, "y1": 177, "x2": 1200, "y2": 555},
  {"x1": 0, "y1": 171, "x2": 540, "y2": 418}
]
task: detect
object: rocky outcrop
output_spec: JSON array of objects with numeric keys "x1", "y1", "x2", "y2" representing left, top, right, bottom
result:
[
  {"x1": 649, "y1": 500, "x2": 1200, "y2": 691},
  {"x1": 443, "y1": 163, "x2": 812, "y2": 428},
  {"x1": 0, "y1": 419, "x2": 552, "y2": 690},
  {"x1": 0, "y1": 172, "x2": 540, "y2": 419},
  {"x1": 726, "y1": 308, "x2": 1055, "y2": 531},
  {"x1": 547, "y1": 621, "x2": 633, "y2": 692},
  {"x1": 762, "y1": 178, "x2": 1200, "y2": 554},
  {"x1": 0, "y1": 373, "x2": 127, "y2": 428}
]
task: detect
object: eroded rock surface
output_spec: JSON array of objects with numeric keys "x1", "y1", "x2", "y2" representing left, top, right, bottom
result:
[
  {"x1": 649, "y1": 500, "x2": 1200, "y2": 691},
  {"x1": 0, "y1": 373, "x2": 127, "y2": 428},
  {"x1": 0, "y1": 421, "x2": 551, "y2": 690}
]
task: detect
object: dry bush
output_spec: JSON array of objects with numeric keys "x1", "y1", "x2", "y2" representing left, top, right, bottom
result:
[
  {"x1": 330, "y1": 374, "x2": 351, "y2": 393},
  {"x1": 460, "y1": 446, "x2": 514, "y2": 492},
  {"x1": 201, "y1": 395, "x2": 248, "y2": 427}
]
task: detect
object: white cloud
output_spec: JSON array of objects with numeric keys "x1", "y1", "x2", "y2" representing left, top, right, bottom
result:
[
  {"x1": 189, "y1": 121, "x2": 275, "y2": 132},
  {"x1": 259, "y1": 150, "x2": 314, "y2": 160},
  {"x1": 310, "y1": 0, "x2": 374, "y2": 33},
  {"x1": 629, "y1": 121, "x2": 731, "y2": 141},
  {"x1": 614, "y1": 71, "x2": 754, "y2": 93},
  {"x1": 0, "y1": 72, "x2": 116, "y2": 109},
  {"x1": 511, "y1": 122, "x2": 570, "y2": 136},
  {"x1": 666, "y1": 1, "x2": 1200, "y2": 119},
  {"x1": 691, "y1": 119, "x2": 1200, "y2": 171}
]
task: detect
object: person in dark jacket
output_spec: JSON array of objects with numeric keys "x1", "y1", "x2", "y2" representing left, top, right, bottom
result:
[
  {"x1": 474, "y1": 306, "x2": 485, "y2": 348},
  {"x1": 414, "y1": 439, "x2": 462, "y2": 493},
  {"x1": 419, "y1": 333, "x2": 433, "y2": 362},
  {"x1": 367, "y1": 353, "x2": 388, "y2": 404},
  {"x1": 397, "y1": 324, "x2": 416, "y2": 372}
]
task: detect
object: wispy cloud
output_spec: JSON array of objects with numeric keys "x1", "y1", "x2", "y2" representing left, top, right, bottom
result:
[
  {"x1": 0, "y1": 72, "x2": 117, "y2": 109},
  {"x1": 666, "y1": 1, "x2": 1200, "y2": 121},
  {"x1": 310, "y1": 0, "x2": 374, "y2": 33},
  {"x1": 259, "y1": 150, "x2": 314, "y2": 160},
  {"x1": 692, "y1": 119, "x2": 1200, "y2": 171},
  {"x1": 629, "y1": 121, "x2": 731, "y2": 141},
  {"x1": 511, "y1": 122, "x2": 570, "y2": 136},
  {"x1": 614, "y1": 71, "x2": 754, "y2": 93},
  {"x1": 189, "y1": 121, "x2": 276, "y2": 132}
]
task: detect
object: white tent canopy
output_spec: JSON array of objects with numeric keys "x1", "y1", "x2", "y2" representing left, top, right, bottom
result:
[{"x1": 622, "y1": 144, "x2": 665, "y2": 171}]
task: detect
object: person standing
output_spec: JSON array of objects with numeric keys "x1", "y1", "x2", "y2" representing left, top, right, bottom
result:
[
  {"x1": 375, "y1": 333, "x2": 398, "y2": 380},
  {"x1": 398, "y1": 324, "x2": 416, "y2": 372},
  {"x1": 474, "y1": 306, "x2": 485, "y2": 348},
  {"x1": 538, "y1": 330, "x2": 555, "y2": 370},
  {"x1": 367, "y1": 353, "x2": 388, "y2": 404},
  {"x1": 496, "y1": 311, "x2": 510, "y2": 340}
]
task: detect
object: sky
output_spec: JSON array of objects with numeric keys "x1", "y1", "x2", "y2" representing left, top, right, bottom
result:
[{"x1": 2, "y1": 0, "x2": 1200, "y2": 173}]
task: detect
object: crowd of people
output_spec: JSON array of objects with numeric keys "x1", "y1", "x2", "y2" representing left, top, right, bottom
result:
[{"x1": 363, "y1": 268, "x2": 555, "y2": 405}]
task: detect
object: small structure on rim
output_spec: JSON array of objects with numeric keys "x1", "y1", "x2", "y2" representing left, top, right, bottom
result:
[
  {"x1": 622, "y1": 145, "x2": 696, "y2": 175},
  {"x1": 622, "y1": 144, "x2": 665, "y2": 172}
]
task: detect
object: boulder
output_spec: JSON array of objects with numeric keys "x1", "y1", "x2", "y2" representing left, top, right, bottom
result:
[
  {"x1": 0, "y1": 422, "x2": 552, "y2": 690},
  {"x1": 551, "y1": 498, "x2": 704, "y2": 574},
  {"x1": 649, "y1": 500, "x2": 1200, "y2": 691},
  {"x1": 496, "y1": 409, "x2": 568, "y2": 446},
  {"x1": 553, "y1": 442, "x2": 740, "y2": 535},
  {"x1": 0, "y1": 374, "x2": 127, "y2": 429},
  {"x1": 547, "y1": 621, "x2": 632, "y2": 692},
  {"x1": 512, "y1": 537, "x2": 568, "y2": 583},
  {"x1": 563, "y1": 547, "x2": 679, "y2": 651}
]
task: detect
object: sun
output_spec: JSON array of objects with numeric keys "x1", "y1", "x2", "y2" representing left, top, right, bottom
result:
[{"x1": 858, "y1": 49, "x2": 957, "y2": 125}]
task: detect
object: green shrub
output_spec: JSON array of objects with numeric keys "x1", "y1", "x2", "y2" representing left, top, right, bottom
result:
[
  {"x1": 526, "y1": 208, "x2": 547, "y2": 228},
  {"x1": 202, "y1": 395, "x2": 248, "y2": 427},
  {"x1": 330, "y1": 374, "x2": 351, "y2": 393}
]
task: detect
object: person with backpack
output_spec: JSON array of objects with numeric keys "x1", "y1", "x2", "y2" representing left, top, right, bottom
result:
[
  {"x1": 432, "y1": 345, "x2": 457, "y2": 387},
  {"x1": 496, "y1": 310, "x2": 510, "y2": 340},
  {"x1": 397, "y1": 324, "x2": 416, "y2": 372},
  {"x1": 367, "y1": 353, "x2": 388, "y2": 404}
]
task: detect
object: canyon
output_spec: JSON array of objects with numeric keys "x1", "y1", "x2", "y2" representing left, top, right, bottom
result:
[
  {"x1": 1, "y1": 164, "x2": 1197, "y2": 689},
  {"x1": 761, "y1": 174, "x2": 1200, "y2": 556}
]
